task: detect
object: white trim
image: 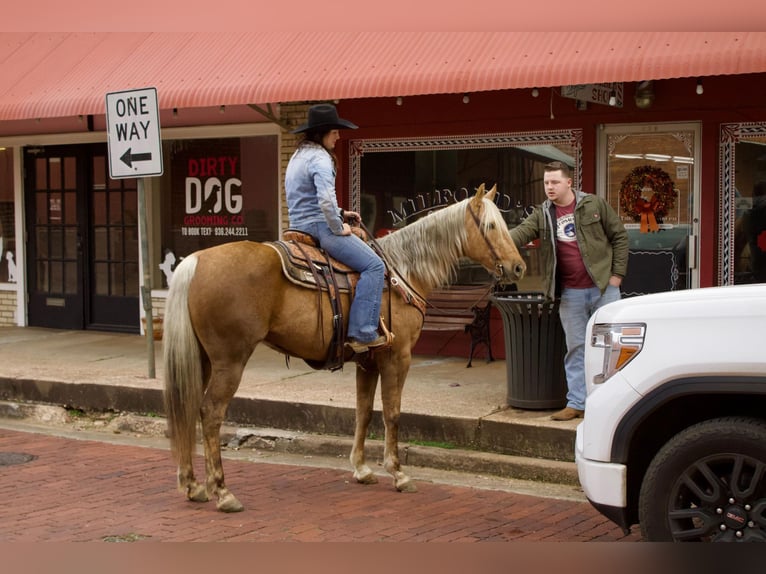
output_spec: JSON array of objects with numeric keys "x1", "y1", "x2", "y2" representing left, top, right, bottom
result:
[
  {"x1": 0, "y1": 122, "x2": 281, "y2": 148},
  {"x1": 13, "y1": 146, "x2": 25, "y2": 326}
]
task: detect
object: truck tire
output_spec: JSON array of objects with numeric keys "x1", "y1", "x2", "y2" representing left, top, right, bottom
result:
[{"x1": 639, "y1": 416, "x2": 766, "y2": 542}]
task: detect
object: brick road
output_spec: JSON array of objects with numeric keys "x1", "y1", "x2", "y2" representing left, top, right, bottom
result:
[{"x1": 0, "y1": 427, "x2": 640, "y2": 542}]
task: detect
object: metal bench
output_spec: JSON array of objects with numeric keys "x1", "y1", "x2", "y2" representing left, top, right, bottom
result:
[{"x1": 422, "y1": 284, "x2": 494, "y2": 367}]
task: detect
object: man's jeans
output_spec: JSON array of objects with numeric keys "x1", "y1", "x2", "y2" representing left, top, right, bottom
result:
[
  {"x1": 558, "y1": 285, "x2": 621, "y2": 411},
  {"x1": 298, "y1": 221, "x2": 385, "y2": 343}
]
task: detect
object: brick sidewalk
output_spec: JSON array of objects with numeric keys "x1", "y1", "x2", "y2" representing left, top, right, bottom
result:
[{"x1": 0, "y1": 427, "x2": 639, "y2": 542}]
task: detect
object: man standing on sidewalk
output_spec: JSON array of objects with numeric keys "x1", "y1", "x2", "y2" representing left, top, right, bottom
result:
[{"x1": 510, "y1": 161, "x2": 629, "y2": 421}]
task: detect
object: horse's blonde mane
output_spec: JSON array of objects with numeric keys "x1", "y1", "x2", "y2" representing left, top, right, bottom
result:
[{"x1": 378, "y1": 195, "x2": 505, "y2": 291}]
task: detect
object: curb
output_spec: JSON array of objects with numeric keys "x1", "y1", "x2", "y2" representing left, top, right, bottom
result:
[
  {"x1": 0, "y1": 377, "x2": 578, "y2": 462},
  {"x1": 0, "y1": 400, "x2": 580, "y2": 488}
]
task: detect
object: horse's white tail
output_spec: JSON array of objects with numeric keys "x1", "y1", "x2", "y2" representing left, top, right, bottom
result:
[{"x1": 163, "y1": 254, "x2": 203, "y2": 462}]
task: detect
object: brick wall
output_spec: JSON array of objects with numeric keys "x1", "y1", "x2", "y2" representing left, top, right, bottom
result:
[
  {"x1": 278, "y1": 102, "x2": 310, "y2": 232},
  {"x1": 0, "y1": 286, "x2": 16, "y2": 326}
]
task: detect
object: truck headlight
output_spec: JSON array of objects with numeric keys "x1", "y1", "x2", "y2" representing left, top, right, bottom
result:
[{"x1": 590, "y1": 323, "x2": 645, "y2": 384}]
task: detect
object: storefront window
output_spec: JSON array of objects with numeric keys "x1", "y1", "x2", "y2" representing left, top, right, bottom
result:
[
  {"x1": 158, "y1": 135, "x2": 279, "y2": 287},
  {"x1": 721, "y1": 123, "x2": 766, "y2": 285},
  {"x1": 350, "y1": 130, "x2": 582, "y2": 290},
  {"x1": 0, "y1": 148, "x2": 15, "y2": 283}
]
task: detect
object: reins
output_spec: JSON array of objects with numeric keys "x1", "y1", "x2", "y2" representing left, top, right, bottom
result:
[{"x1": 359, "y1": 222, "x2": 428, "y2": 315}]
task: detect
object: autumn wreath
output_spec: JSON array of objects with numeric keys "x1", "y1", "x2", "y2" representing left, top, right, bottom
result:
[{"x1": 618, "y1": 165, "x2": 677, "y2": 233}]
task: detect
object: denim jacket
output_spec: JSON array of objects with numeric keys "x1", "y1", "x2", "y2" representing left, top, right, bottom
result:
[
  {"x1": 510, "y1": 191, "x2": 629, "y2": 301},
  {"x1": 285, "y1": 142, "x2": 344, "y2": 234}
]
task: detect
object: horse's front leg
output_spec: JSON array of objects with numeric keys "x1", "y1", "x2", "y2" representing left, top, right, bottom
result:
[
  {"x1": 350, "y1": 365, "x2": 379, "y2": 485},
  {"x1": 379, "y1": 355, "x2": 417, "y2": 493},
  {"x1": 200, "y1": 368, "x2": 246, "y2": 513}
]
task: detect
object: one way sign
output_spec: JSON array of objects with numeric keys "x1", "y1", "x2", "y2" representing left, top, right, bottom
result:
[{"x1": 106, "y1": 87, "x2": 163, "y2": 179}]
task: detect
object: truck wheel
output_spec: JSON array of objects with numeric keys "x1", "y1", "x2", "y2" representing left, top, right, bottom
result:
[{"x1": 639, "y1": 416, "x2": 766, "y2": 542}]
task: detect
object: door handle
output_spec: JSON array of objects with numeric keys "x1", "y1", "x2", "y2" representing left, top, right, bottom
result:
[{"x1": 687, "y1": 235, "x2": 697, "y2": 269}]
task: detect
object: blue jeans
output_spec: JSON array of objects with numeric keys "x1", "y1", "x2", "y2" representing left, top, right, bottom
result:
[
  {"x1": 297, "y1": 221, "x2": 385, "y2": 343},
  {"x1": 558, "y1": 285, "x2": 621, "y2": 411}
]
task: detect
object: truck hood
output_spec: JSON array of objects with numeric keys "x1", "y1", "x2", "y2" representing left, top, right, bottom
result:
[{"x1": 592, "y1": 284, "x2": 766, "y2": 324}]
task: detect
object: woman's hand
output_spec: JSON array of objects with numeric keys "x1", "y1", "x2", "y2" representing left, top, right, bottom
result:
[{"x1": 342, "y1": 210, "x2": 362, "y2": 225}]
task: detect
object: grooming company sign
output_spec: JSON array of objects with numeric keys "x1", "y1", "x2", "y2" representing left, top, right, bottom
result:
[
  {"x1": 171, "y1": 139, "x2": 249, "y2": 245},
  {"x1": 181, "y1": 155, "x2": 247, "y2": 238}
]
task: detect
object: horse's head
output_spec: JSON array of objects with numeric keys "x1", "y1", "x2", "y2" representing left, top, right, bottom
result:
[{"x1": 464, "y1": 184, "x2": 526, "y2": 285}]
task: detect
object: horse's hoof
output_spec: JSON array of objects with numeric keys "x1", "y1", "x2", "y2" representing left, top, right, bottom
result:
[
  {"x1": 187, "y1": 484, "x2": 209, "y2": 503},
  {"x1": 217, "y1": 492, "x2": 244, "y2": 513},
  {"x1": 353, "y1": 467, "x2": 379, "y2": 485},
  {"x1": 395, "y1": 477, "x2": 417, "y2": 493}
]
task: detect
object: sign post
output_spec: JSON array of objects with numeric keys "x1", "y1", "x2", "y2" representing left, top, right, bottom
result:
[{"x1": 106, "y1": 87, "x2": 163, "y2": 378}]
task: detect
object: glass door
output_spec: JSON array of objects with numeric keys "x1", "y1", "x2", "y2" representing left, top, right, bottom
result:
[
  {"x1": 25, "y1": 147, "x2": 85, "y2": 328},
  {"x1": 599, "y1": 123, "x2": 700, "y2": 296},
  {"x1": 24, "y1": 144, "x2": 140, "y2": 331}
]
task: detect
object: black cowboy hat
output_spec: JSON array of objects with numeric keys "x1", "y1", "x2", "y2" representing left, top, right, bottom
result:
[{"x1": 291, "y1": 103, "x2": 358, "y2": 134}]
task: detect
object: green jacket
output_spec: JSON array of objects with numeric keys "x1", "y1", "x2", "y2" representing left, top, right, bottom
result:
[{"x1": 510, "y1": 191, "x2": 629, "y2": 301}]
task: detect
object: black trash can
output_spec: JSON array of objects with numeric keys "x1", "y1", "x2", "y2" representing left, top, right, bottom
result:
[{"x1": 490, "y1": 291, "x2": 567, "y2": 409}]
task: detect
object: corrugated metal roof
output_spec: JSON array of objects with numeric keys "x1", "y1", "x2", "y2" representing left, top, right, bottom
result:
[{"x1": 0, "y1": 32, "x2": 764, "y2": 121}]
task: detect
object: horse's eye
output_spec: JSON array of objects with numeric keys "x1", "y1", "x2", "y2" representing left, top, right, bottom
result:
[{"x1": 487, "y1": 222, "x2": 496, "y2": 230}]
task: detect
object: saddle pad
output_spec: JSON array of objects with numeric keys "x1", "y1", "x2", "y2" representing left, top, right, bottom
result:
[{"x1": 265, "y1": 241, "x2": 357, "y2": 292}]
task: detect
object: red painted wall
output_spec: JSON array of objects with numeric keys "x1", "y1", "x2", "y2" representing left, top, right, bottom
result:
[{"x1": 333, "y1": 73, "x2": 766, "y2": 360}]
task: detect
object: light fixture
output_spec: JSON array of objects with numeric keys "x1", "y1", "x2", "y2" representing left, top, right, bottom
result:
[
  {"x1": 396, "y1": 96, "x2": 403, "y2": 106},
  {"x1": 531, "y1": 88, "x2": 539, "y2": 98},
  {"x1": 608, "y1": 90, "x2": 617, "y2": 107},
  {"x1": 644, "y1": 153, "x2": 672, "y2": 162},
  {"x1": 696, "y1": 78, "x2": 704, "y2": 95},
  {"x1": 172, "y1": 107, "x2": 178, "y2": 117},
  {"x1": 462, "y1": 94, "x2": 470, "y2": 104},
  {"x1": 634, "y1": 80, "x2": 655, "y2": 109},
  {"x1": 219, "y1": 105, "x2": 226, "y2": 114}
]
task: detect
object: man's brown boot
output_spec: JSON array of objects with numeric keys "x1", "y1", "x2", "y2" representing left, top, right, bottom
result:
[{"x1": 550, "y1": 407, "x2": 584, "y2": 421}]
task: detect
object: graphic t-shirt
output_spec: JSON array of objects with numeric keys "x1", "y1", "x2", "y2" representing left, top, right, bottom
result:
[{"x1": 555, "y1": 201, "x2": 594, "y2": 289}]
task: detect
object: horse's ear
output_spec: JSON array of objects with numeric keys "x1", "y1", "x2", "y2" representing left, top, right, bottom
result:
[
  {"x1": 485, "y1": 184, "x2": 497, "y2": 202},
  {"x1": 471, "y1": 183, "x2": 486, "y2": 209}
]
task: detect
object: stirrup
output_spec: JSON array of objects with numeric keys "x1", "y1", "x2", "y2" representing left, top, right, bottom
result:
[{"x1": 375, "y1": 316, "x2": 395, "y2": 348}]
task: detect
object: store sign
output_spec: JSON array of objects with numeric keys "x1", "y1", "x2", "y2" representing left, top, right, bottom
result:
[
  {"x1": 181, "y1": 154, "x2": 247, "y2": 238},
  {"x1": 105, "y1": 87, "x2": 163, "y2": 178},
  {"x1": 561, "y1": 82, "x2": 623, "y2": 108}
]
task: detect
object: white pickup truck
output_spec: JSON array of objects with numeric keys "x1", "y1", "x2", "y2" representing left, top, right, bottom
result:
[{"x1": 575, "y1": 284, "x2": 766, "y2": 542}]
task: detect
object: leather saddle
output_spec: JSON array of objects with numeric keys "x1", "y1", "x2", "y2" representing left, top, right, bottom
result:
[
  {"x1": 265, "y1": 228, "x2": 367, "y2": 372},
  {"x1": 266, "y1": 228, "x2": 404, "y2": 372},
  {"x1": 266, "y1": 229, "x2": 362, "y2": 293}
]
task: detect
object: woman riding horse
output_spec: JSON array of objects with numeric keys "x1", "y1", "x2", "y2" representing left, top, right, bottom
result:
[{"x1": 163, "y1": 183, "x2": 526, "y2": 512}]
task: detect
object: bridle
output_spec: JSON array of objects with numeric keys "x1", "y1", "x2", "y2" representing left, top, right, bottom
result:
[{"x1": 466, "y1": 202, "x2": 505, "y2": 281}]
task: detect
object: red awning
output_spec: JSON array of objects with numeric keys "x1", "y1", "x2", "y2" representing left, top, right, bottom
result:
[{"x1": 1, "y1": 32, "x2": 765, "y2": 121}]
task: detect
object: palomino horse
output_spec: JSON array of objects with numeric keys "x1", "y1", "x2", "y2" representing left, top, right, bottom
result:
[{"x1": 163, "y1": 184, "x2": 526, "y2": 512}]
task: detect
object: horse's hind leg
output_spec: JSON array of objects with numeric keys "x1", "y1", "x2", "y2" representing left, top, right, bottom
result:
[
  {"x1": 178, "y1": 451, "x2": 209, "y2": 503},
  {"x1": 350, "y1": 366, "x2": 379, "y2": 485},
  {"x1": 200, "y1": 364, "x2": 247, "y2": 513}
]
